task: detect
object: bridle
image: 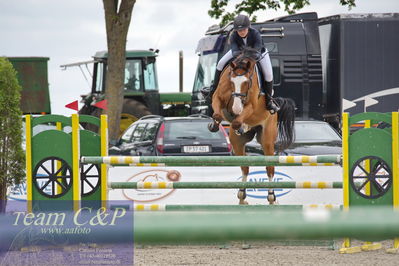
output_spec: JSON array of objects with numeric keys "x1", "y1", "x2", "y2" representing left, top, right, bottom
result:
[{"x1": 229, "y1": 59, "x2": 255, "y2": 104}]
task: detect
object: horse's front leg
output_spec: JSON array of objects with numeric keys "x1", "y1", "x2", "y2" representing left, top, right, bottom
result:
[
  {"x1": 261, "y1": 121, "x2": 278, "y2": 205},
  {"x1": 238, "y1": 166, "x2": 249, "y2": 205},
  {"x1": 266, "y1": 161, "x2": 276, "y2": 204},
  {"x1": 209, "y1": 95, "x2": 224, "y2": 132},
  {"x1": 264, "y1": 143, "x2": 276, "y2": 205},
  {"x1": 231, "y1": 104, "x2": 253, "y2": 133},
  {"x1": 229, "y1": 131, "x2": 249, "y2": 205}
]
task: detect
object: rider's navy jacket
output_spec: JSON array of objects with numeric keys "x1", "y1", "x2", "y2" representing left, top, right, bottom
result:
[{"x1": 230, "y1": 27, "x2": 264, "y2": 57}]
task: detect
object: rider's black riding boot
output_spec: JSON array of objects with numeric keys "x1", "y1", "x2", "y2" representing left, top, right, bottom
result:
[
  {"x1": 201, "y1": 70, "x2": 222, "y2": 99},
  {"x1": 264, "y1": 81, "x2": 280, "y2": 114}
]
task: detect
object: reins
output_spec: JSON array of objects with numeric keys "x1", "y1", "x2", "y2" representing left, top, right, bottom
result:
[{"x1": 229, "y1": 59, "x2": 256, "y2": 103}]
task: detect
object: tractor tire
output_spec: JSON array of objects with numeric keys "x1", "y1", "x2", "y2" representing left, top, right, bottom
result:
[{"x1": 120, "y1": 98, "x2": 152, "y2": 135}]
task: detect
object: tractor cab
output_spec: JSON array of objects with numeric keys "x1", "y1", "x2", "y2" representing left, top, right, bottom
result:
[
  {"x1": 61, "y1": 49, "x2": 161, "y2": 134},
  {"x1": 61, "y1": 49, "x2": 191, "y2": 135},
  {"x1": 91, "y1": 50, "x2": 159, "y2": 95},
  {"x1": 89, "y1": 50, "x2": 161, "y2": 133}
]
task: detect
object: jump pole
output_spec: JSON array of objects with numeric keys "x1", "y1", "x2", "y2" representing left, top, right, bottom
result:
[
  {"x1": 118, "y1": 204, "x2": 342, "y2": 212},
  {"x1": 2, "y1": 207, "x2": 399, "y2": 246},
  {"x1": 109, "y1": 181, "x2": 344, "y2": 189},
  {"x1": 81, "y1": 155, "x2": 341, "y2": 166},
  {"x1": 132, "y1": 207, "x2": 399, "y2": 244}
]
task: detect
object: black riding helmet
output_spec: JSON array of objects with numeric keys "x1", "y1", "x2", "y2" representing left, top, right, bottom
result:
[{"x1": 233, "y1": 14, "x2": 250, "y2": 30}]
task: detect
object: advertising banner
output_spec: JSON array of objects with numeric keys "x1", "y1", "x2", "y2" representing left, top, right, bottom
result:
[{"x1": 108, "y1": 166, "x2": 343, "y2": 205}]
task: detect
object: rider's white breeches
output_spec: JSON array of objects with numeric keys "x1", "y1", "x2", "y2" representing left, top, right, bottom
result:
[{"x1": 216, "y1": 49, "x2": 273, "y2": 82}]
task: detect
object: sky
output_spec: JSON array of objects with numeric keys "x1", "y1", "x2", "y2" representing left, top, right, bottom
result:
[{"x1": 1, "y1": 0, "x2": 399, "y2": 115}]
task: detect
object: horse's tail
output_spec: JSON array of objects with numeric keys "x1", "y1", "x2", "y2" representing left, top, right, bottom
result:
[{"x1": 274, "y1": 97, "x2": 296, "y2": 151}]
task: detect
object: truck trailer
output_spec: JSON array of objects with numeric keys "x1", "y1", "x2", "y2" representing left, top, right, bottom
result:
[{"x1": 319, "y1": 13, "x2": 399, "y2": 127}]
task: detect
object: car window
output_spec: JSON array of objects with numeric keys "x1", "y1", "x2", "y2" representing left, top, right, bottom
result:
[
  {"x1": 132, "y1": 123, "x2": 147, "y2": 142},
  {"x1": 165, "y1": 120, "x2": 224, "y2": 140},
  {"x1": 142, "y1": 122, "x2": 158, "y2": 141},
  {"x1": 120, "y1": 124, "x2": 137, "y2": 143},
  {"x1": 294, "y1": 122, "x2": 341, "y2": 142}
]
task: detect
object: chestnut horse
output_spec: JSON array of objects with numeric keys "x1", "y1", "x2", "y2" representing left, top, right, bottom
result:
[{"x1": 209, "y1": 48, "x2": 295, "y2": 205}]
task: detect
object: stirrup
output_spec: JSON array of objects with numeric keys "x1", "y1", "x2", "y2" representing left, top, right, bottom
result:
[
  {"x1": 268, "y1": 108, "x2": 277, "y2": 115},
  {"x1": 266, "y1": 99, "x2": 280, "y2": 114},
  {"x1": 201, "y1": 85, "x2": 216, "y2": 99},
  {"x1": 200, "y1": 87, "x2": 211, "y2": 97}
]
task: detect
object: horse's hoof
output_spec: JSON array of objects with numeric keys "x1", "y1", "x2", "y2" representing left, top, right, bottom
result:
[
  {"x1": 208, "y1": 121, "x2": 219, "y2": 132},
  {"x1": 267, "y1": 194, "x2": 276, "y2": 205},
  {"x1": 239, "y1": 200, "x2": 248, "y2": 205},
  {"x1": 235, "y1": 128, "x2": 244, "y2": 135},
  {"x1": 237, "y1": 189, "x2": 247, "y2": 200}
]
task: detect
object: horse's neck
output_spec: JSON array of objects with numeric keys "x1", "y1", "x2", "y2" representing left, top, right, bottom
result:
[
  {"x1": 246, "y1": 71, "x2": 271, "y2": 122},
  {"x1": 249, "y1": 68, "x2": 260, "y2": 98},
  {"x1": 218, "y1": 70, "x2": 233, "y2": 103}
]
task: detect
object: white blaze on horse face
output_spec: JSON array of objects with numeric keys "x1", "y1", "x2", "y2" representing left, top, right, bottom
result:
[
  {"x1": 232, "y1": 97, "x2": 243, "y2": 115},
  {"x1": 231, "y1": 75, "x2": 248, "y2": 115},
  {"x1": 231, "y1": 75, "x2": 248, "y2": 93}
]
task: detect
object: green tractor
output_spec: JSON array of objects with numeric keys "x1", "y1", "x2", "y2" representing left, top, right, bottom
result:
[{"x1": 64, "y1": 49, "x2": 191, "y2": 134}]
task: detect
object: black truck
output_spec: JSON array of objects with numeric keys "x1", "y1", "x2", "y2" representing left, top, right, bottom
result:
[{"x1": 191, "y1": 12, "x2": 399, "y2": 129}]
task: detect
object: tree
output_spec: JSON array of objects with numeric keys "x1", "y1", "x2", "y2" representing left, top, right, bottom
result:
[
  {"x1": 208, "y1": 0, "x2": 356, "y2": 26},
  {"x1": 102, "y1": 0, "x2": 136, "y2": 142},
  {"x1": 0, "y1": 58, "x2": 25, "y2": 213}
]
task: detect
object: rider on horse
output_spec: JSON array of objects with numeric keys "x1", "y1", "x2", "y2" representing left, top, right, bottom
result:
[{"x1": 203, "y1": 14, "x2": 280, "y2": 114}]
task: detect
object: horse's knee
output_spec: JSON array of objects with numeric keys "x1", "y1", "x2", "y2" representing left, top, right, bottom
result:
[
  {"x1": 231, "y1": 120, "x2": 242, "y2": 130},
  {"x1": 212, "y1": 113, "x2": 223, "y2": 122}
]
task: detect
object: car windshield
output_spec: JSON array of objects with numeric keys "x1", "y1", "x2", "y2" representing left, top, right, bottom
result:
[
  {"x1": 294, "y1": 122, "x2": 341, "y2": 142},
  {"x1": 165, "y1": 120, "x2": 223, "y2": 140}
]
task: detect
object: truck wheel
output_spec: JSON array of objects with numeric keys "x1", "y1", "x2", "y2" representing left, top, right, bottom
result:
[{"x1": 120, "y1": 99, "x2": 151, "y2": 134}]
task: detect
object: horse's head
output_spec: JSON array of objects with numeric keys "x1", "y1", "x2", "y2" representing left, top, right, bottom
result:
[{"x1": 228, "y1": 48, "x2": 258, "y2": 115}]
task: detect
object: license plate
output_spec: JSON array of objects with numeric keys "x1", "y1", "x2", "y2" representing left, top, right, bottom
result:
[{"x1": 183, "y1": 145, "x2": 210, "y2": 153}]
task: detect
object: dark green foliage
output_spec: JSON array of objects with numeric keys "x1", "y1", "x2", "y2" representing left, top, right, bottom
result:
[
  {"x1": 0, "y1": 57, "x2": 25, "y2": 212},
  {"x1": 209, "y1": 0, "x2": 356, "y2": 26}
]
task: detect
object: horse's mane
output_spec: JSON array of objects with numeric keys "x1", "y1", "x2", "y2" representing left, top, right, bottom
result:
[{"x1": 235, "y1": 47, "x2": 259, "y2": 63}]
